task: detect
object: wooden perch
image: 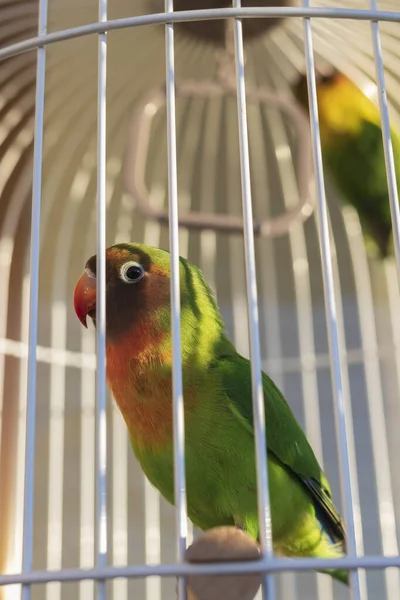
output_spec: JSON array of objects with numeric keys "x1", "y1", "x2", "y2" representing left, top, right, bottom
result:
[{"x1": 184, "y1": 526, "x2": 262, "y2": 600}]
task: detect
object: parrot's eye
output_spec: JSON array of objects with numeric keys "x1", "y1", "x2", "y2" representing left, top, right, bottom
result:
[{"x1": 120, "y1": 261, "x2": 145, "y2": 283}]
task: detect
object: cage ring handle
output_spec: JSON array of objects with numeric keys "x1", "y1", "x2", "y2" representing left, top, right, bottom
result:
[{"x1": 123, "y1": 80, "x2": 314, "y2": 237}]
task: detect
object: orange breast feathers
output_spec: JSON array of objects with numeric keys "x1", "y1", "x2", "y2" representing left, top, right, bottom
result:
[{"x1": 105, "y1": 321, "x2": 176, "y2": 449}]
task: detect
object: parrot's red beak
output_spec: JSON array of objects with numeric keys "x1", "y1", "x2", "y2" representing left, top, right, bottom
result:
[{"x1": 74, "y1": 270, "x2": 97, "y2": 328}]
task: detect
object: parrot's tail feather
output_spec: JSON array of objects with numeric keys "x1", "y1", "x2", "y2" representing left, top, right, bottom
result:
[
  {"x1": 320, "y1": 567, "x2": 349, "y2": 586},
  {"x1": 313, "y1": 542, "x2": 349, "y2": 585},
  {"x1": 288, "y1": 518, "x2": 349, "y2": 585}
]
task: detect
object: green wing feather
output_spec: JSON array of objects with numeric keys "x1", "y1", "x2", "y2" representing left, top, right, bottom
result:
[
  {"x1": 214, "y1": 351, "x2": 346, "y2": 548},
  {"x1": 324, "y1": 118, "x2": 400, "y2": 257},
  {"x1": 302, "y1": 477, "x2": 346, "y2": 550},
  {"x1": 184, "y1": 259, "x2": 346, "y2": 549}
]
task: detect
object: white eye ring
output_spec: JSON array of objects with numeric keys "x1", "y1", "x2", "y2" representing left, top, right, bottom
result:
[{"x1": 119, "y1": 261, "x2": 145, "y2": 283}]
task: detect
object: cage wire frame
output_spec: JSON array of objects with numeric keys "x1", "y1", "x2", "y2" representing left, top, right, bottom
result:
[{"x1": 1, "y1": 3, "x2": 400, "y2": 600}]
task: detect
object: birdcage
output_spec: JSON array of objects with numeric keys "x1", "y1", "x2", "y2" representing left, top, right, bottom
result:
[{"x1": 1, "y1": 1, "x2": 400, "y2": 600}]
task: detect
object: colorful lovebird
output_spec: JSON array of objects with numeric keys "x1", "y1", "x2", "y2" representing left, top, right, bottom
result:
[
  {"x1": 73, "y1": 242, "x2": 348, "y2": 584},
  {"x1": 293, "y1": 69, "x2": 400, "y2": 259}
]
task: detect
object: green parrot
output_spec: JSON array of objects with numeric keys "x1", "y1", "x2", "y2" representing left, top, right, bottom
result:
[
  {"x1": 73, "y1": 242, "x2": 348, "y2": 584},
  {"x1": 292, "y1": 69, "x2": 400, "y2": 259}
]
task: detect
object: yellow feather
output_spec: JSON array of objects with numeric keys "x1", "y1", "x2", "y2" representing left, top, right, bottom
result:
[{"x1": 317, "y1": 74, "x2": 380, "y2": 143}]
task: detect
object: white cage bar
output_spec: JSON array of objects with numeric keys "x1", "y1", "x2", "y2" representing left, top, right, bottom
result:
[
  {"x1": 21, "y1": 0, "x2": 48, "y2": 599},
  {"x1": 95, "y1": 0, "x2": 108, "y2": 598},
  {"x1": 164, "y1": 2, "x2": 188, "y2": 600},
  {"x1": 301, "y1": 3, "x2": 361, "y2": 598}
]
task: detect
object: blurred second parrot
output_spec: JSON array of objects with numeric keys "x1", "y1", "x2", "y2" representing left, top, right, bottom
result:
[{"x1": 293, "y1": 69, "x2": 400, "y2": 259}]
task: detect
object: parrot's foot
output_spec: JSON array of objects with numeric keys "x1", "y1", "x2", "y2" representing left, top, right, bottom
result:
[{"x1": 184, "y1": 526, "x2": 261, "y2": 600}]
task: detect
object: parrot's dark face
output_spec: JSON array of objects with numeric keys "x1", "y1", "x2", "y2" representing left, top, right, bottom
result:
[
  {"x1": 292, "y1": 68, "x2": 341, "y2": 111},
  {"x1": 73, "y1": 243, "x2": 171, "y2": 344}
]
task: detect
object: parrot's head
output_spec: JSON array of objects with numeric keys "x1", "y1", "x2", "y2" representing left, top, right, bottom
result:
[
  {"x1": 291, "y1": 68, "x2": 342, "y2": 112},
  {"x1": 292, "y1": 69, "x2": 369, "y2": 141},
  {"x1": 73, "y1": 243, "x2": 176, "y2": 345}
]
